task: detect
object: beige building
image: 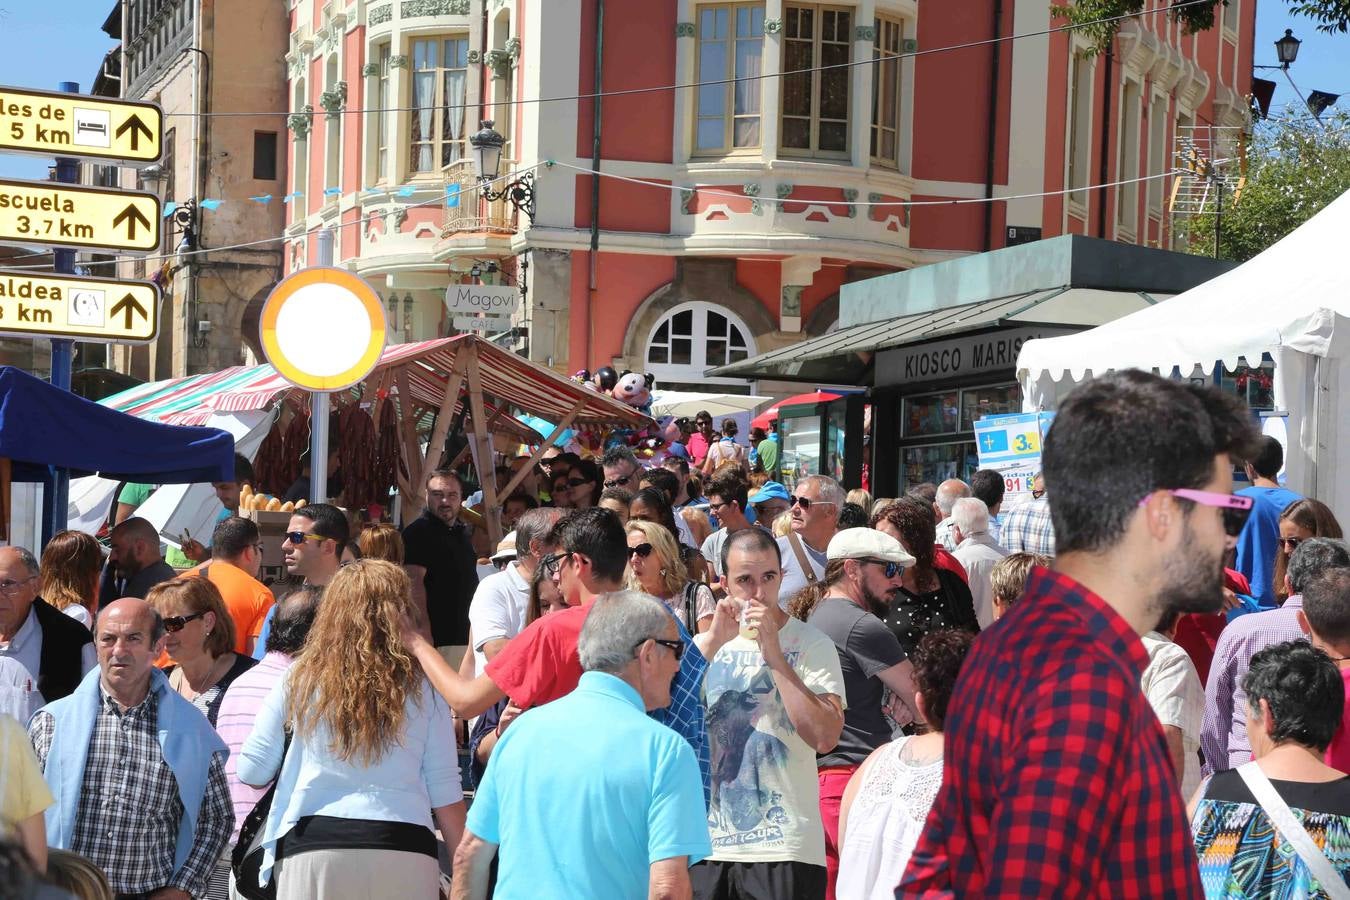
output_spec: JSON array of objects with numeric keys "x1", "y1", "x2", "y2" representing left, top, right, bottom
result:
[{"x1": 84, "y1": 1, "x2": 289, "y2": 380}]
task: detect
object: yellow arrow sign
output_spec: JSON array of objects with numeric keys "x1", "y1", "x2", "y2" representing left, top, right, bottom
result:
[
  {"x1": 0, "y1": 179, "x2": 160, "y2": 253},
  {"x1": 0, "y1": 271, "x2": 159, "y2": 343},
  {"x1": 0, "y1": 86, "x2": 162, "y2": 165}
]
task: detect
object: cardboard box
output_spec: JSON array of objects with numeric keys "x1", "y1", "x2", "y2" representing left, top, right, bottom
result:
[{"x1": 241, "y1": 509, "x2": 293, "y2": 571}]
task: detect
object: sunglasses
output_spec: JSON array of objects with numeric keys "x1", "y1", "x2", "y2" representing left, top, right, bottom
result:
[
  {"x1": 1140, "y1": 489, "x2": 1254, "y2": 537},
  {"x1": 636, "y1": 637, "x2": 686, "y2": 661},
  {"x1": 604, "y1": 474, "x2": 634, "y2": 488},
  {"x1": 163, "y1": 610, "x2": 208, "y2": 633},
  {"x1": 789, "y1": 495, "x2": 833, "y2": 511},
  {"x1": 629, "y1": 543, "x2": 655, "y2": 559},
  {"x1": 1279, "y1": 536, "x2": 1304, "y2": 551},
  {"x1": 861, "y1": 558, "x2": 904, "y2": 579},
  {"x1": 285, "y1": 531, "x2": 330, "y2": 546},
  {"x1": 567, "y1": 477, "x2": 592, "y2": 488}
]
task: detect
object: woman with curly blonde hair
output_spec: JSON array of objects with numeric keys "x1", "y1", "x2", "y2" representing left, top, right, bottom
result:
[
  {"x1": 237, "y1": 559, "x2": 466, "y2": 899},
  {"x1": 624, "y1": 519, "x2": 714, "y2": 632}
]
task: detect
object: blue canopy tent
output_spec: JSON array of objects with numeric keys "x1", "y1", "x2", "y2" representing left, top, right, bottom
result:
[{"x1": 0, "y1": 366, "x2": 234, "y2": 541}]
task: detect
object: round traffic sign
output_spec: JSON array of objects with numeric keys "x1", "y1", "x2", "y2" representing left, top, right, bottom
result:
[{"x1": 260, "y1": 267, "x2": 387, "y2": 391}]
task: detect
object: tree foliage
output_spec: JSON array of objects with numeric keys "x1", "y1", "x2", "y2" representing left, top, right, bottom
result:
[
  {"x1": 1181, "y1": 111, "x2": 1350, "y2": 261},
  {"x1": 1053, "y1": 0, "x2": 1350, "y2": 51}
]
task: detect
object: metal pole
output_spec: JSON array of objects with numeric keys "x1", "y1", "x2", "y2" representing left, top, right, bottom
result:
[
  {"x1": 42, "y1": 81, "x2": 80, "y2": 547},
  {"x1": 309, "y1": 230, "x2": 334, "y2": 503}
]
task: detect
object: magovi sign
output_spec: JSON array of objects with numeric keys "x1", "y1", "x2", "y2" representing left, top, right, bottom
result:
[{"x1": 445, "y1": 284, "x2": 518, "y2": 316}]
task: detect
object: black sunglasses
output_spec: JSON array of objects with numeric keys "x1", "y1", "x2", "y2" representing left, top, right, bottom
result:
[
  {"x1": 629, "y1": 542, "x2": 654, "y2": 559},
  {"x1": 860, "y1": 558, "x2": 904, "y2": 579},
  {"x1": 163, "y1": 610, "x2": 208, "y2": 633},
  {"x1": 285, "y1": 531, "x2": 330, "y2": 546},
  {"x1": 789, "y1": 495, "x2": 833, "y2": 511},
  {"x1": 567, "y1": 477, "x2": 592, "y2": 488},
  {"x1": 604, "y1": 474, "x2": 634, "y2": 488},
  {"x1": 636, "y1": 637, "x2": 686, "y2": 661}
]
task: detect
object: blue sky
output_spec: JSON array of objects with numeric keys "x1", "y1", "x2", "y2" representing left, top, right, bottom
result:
[{"x1": 0, "y1": 0, "x2": 1344, "y2": 184}]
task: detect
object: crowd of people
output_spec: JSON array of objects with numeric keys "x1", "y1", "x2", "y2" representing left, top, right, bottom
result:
[{"x1": 4, "y1": 377, "x2": 1350, "y2": 899}]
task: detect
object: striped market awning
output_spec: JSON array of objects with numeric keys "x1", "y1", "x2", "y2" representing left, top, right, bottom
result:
[{"x1": 101, "y1": 335, "x2": 650, "y2": 435}]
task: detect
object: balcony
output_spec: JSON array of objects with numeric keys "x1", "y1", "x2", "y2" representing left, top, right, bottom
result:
[{"x1": 440, "y1": 158, "x2": 520, "y2": 239}]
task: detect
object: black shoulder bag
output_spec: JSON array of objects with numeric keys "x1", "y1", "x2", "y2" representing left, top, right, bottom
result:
[{"x1": 232, "y1": 730, "x2": 291, "y2": 900}]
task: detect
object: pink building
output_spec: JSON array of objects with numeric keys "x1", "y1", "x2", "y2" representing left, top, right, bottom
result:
[{"x1": 281, "y1": 0, "x2": 1253, "y2": 390}]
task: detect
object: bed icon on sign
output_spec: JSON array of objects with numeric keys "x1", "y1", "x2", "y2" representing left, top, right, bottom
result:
[{"x1": 69, "y1": 289, "x2": 106, "y2": 327}]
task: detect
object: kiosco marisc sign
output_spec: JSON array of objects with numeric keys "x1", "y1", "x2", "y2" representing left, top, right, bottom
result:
[{"x1": 878, "y1": 326, "x2": 1077, "y2": 384}]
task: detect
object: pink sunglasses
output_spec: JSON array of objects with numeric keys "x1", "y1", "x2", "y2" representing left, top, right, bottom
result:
[{"x1": 1138, "y1": 489, "x2": 1253, "y2": 537}]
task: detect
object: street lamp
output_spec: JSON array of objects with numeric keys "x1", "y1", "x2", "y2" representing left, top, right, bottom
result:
[
  {"x1": 1275, "y1": 29, "x2": 1301, "y2": 70},
  {"x1": 468, "y1": 119, "x2": 537, "y2": 225}
]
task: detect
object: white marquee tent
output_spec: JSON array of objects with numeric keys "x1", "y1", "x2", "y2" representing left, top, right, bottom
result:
[{"x1": 1017, "y1": 188, "x2": 1350, "y2": 514}]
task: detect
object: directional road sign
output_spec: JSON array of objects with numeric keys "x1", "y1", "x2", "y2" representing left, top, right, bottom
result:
[
  {"x1": 0, "y1": 178, "x2": 160, "y2": 253},
  {"x1": 0, "y1": 86, "x2": 162, "y2": 165},
  {"x1": 0, "y1": 271, "x2": 159, "y2": 343}
]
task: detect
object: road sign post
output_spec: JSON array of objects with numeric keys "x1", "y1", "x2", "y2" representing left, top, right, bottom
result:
[
  {"x1": 0, "y1": 179, "x2": 160, "y2": 253},
  {"x1": 0, "y1": 272, "x2": 159, "y2": 342},
  {"x1": 0, "y1": 85, "x2": 162, "y2": 165}
]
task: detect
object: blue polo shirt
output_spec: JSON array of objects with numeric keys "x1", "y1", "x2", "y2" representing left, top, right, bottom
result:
[
  {"x1": 1235, "y1": 485, "x2": 1301, "y2": 607},
  {"x1": 468, "y1": 671, "x2": 710, "y2": 899}
]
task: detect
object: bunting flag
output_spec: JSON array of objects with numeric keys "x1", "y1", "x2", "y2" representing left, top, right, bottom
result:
[
  {"x1": 249, "y1": 194, "x2": 273, "y2": 204},
  {"x1": 200, "y1": 199, "x2": 224, "y2": 210},
  {"x1": 446, "y1": 185, "x2": 460, "y2": 208},
  {"x1": 163, "y1": 201, "x2": 178, "y2": 216},
  {"x1": 396, "y1": 185, "x2": 415, "y2": 197},
  {"x1": 324, "y1": 187, "x2": 342, "y2": 196}
]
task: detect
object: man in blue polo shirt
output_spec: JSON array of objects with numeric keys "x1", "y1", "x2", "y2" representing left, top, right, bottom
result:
[
  {"x1": 453, "y1": 591, "x2": 711, "y2": 900},
  {"x1": 1234, "y1": 435, "x2": 1301, "y2": 607}
]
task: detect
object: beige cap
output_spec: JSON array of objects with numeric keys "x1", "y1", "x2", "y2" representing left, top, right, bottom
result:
[
  {"x1": 826, "y1": 527, "x2": 916, "y2": 567},
  {"x1": 490, "y1": 531, "x2": 518, "y2": 562}
]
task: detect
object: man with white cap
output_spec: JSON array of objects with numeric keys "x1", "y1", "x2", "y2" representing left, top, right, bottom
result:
[
  {"x1": 803, "y1": 527, "x2": 918, "y2": 900},
  {"x1": 467, "y1": 508, "x2": 562, "y2": 676}
]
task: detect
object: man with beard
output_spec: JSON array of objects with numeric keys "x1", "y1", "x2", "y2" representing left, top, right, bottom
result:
[
  {"x1": 404, "y1": 470, "x2": 480, "y2": 668},
  {"x1": 99, "y1": 517, "x2": 178, "y2": 606},
  {"x1": 803, "y1": 528, "x2": 916, "y2": 899},
  {"x1": 903, "y1": 370, "x2": 1261, "y2": 897}
]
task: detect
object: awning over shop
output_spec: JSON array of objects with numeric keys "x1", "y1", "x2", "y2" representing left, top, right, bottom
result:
[
  {"x1": 709, "y1": 287, "x2": 1170, "y2": 384},
  {"x1": 0, "y1": 366, "x2": 233, "y2": 483}
]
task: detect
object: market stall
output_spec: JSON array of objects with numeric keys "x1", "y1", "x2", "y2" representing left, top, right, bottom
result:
[
  {"x1": 100, "y1": 334, "x2": 650, "y2": 544},
  {"x1": 1016, "y1": 188, "x2": 1350, "y2": 515},
  {"x1": 0, "y1": 366, "x2": 234, "y2": 544}
]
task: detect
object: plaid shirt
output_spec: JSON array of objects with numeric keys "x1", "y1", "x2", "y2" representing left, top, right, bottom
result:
[
  {"x1": 901, "y1": 568, "x2": 1203, "y2": 897},
  {"x1": 999, "y1": 495, "x2": 1055, "y2": 556},
  {"x1": 1200, "y1": 595, "x2": 1306, "y2": 775},
  {"x1": 652, "y1": 612, "x2": 711, "y2": 806},
  {"x1": 30, "y1": 685, "x2": 233, "y2": 897}
]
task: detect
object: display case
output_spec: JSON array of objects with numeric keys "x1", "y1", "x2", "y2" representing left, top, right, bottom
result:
[
  {"x1": 895, "y1": 381, "x2": 1021, "y2": 493},
  {"x1": 776, "y1": 394, "x2": 864, "y2": 490}
]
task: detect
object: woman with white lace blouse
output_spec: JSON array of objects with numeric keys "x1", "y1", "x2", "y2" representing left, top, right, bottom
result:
[{"x1": 835, "y1": 630, "x2": 974, "y2": 900}]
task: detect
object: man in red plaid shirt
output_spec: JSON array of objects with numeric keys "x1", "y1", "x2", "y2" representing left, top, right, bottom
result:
[{"x1": 901, "y1": 370, "x2": 1262, "y2": 897}]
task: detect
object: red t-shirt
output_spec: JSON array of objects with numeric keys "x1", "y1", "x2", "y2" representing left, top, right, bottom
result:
[
  {"x1": 483, "y1": 602, "x2": 590, "y2": 709},
  {"x1": 1174, "y1": 568, "x2": 1251, "y2": 686},
  {"x1": 1327, "y1": 667, "x2": 1350, "y2": 771}
]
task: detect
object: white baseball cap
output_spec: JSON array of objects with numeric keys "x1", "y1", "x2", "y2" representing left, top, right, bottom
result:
[{"x1": 826, "y1": 527, "x2": 916, "y2": 567}]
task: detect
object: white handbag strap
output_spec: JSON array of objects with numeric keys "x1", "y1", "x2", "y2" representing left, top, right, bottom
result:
[{"x1": 1237, "y1": 762, "x2": 1350, "y2": 898}]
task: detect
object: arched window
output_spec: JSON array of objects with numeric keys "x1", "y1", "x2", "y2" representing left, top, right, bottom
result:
[{"x1": 645, "y1": 302, "x2": 756, "y2": 390}]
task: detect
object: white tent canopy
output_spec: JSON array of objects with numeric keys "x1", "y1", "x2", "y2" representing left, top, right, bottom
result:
[{"x1": 1017, "y1": 188, "x2": 1350, "y2": 512}]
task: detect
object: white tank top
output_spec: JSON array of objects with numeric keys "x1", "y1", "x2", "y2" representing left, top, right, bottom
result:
[{"x1": 836, "y1": 735, "x2": 944, "y2": 900}]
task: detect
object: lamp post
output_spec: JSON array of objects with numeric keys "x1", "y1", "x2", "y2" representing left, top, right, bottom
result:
[
  {"x1": 1275, "y1": 28, "x2": 1301, "y2": 70},
  {"x1": 469, "y1": 120, "x2": 536, "y2": 224}
]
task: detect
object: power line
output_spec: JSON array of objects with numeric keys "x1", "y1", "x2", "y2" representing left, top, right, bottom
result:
[{"x1": 156, "y1": 0, "x2": 1213, "y2": 121}]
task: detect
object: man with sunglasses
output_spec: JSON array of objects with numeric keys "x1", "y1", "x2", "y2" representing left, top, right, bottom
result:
[
  {"x1": 694, "y1": 528, "x2": 844, "y2": 900},
  {"x1": 776, "y1": 476, "x2": 845, "y2": 610},
  {"x1": 252, "y1": 503, "x2": 349, "y2": 660},
  {"x1": 700, "y1": 470, "x2": 755, "y2": 580},
  {"x1": 601, "y1": 445, "x2": 643, "y2": 492},
  {"x1": 803, "y1": 528, "x2": 917, "y2": 899},
  {"x1": 903, "y1": 370, "x2": 1262, "y2": 898},
  {"x1": 1234, "y1": 435, "x2": 1302, "y2": 608}
]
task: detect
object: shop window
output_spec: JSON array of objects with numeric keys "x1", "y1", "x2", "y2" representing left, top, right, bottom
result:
[
  {"x1": 870, "y1": 16, "x2": 904, "y2": 168},
  {"x1": 781, "y1": 4, "x2": 851, "y2": 157},
  {"x1": 959, "y1": 384, "x2": 1021, "y2": 431},
  {"x1": 1067, "y1": 52, "x2": 1093, "y2": 209},
  {"x1": 646, "y1": 302, "x2": 755, "y2": 387},
  {"x1": 409, "y1": 36, "x2": 470, "y2": 174},
  {"x1": 695, "y1": 3, "x2": 765, "y2": 155},
  {"x1": 1218, "y1": 357, "x2": 1275, "y2": 411},
  {"x1": 902, "y1": 443, "x2": 979, "y2": 491},
  {"x1": 903, "y1": 391, "x2": 959, "y2": 438}
]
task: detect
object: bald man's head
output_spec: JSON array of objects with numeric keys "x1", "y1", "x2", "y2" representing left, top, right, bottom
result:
[
  {"x1": 95, "y1": 598, "x2": 165, "y2": 702},
  {"x1": 108, "y1": 517, "x2": 162, "y2": 577}
]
